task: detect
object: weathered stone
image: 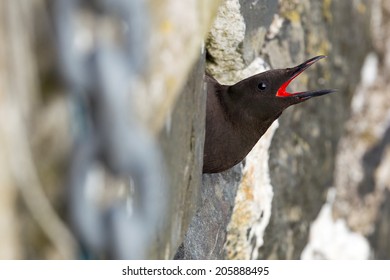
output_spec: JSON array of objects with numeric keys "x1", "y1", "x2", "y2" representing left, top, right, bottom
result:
[
  {"x1": 257, "y1": 0, "x2": 372, "y2": 259},
  {"x1": 2, "y1": 0, "x2": 390, "y2": 261},
  {"x1": 158, "y1": 55, "x2": 207, "y2": 259},
  {"x1": 137, "y1": 0, "x2": 222, "y2": 132},
  {"x1": 175, "y1": 165, "x2": 242, "y2": 259},
  {"x1": 303, "y1": 0, "x2": 390, "y2": 260},
  {"x1": 175, "y1": 0, "x2": 386, "y2": 261}
]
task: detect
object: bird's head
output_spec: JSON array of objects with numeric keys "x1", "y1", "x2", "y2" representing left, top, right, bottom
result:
[{"x1": 226, "y1": 56, "x2": 336, "y2": 123}]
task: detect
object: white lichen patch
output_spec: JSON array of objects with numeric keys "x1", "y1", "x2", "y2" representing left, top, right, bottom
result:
[
  {"x1": 266, "y1": 14, "x2": 285, "y2": 40},
  {"x1": 333, "y1": 51, "x2": 390, "y2": 235},
  {"x1": 236, "y1": 57, "x2": 269, "y2": 80},
  {"x1": 351, "y1": 53, "x2": 379, "y2": 114},
  {"x1": 206, "y1": 0, "x2": 246, "y2": 83},
  {"x1": 225, "y1": 121, "x2": 279, "y2": 260},
  {"x1": 301, "y1": 188, "x2": 370, "y2": 260}
]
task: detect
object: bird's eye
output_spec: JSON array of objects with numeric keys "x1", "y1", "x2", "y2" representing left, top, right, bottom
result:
[{"x1": 257, "y1": 82, "x2": 267, "y2": 91}]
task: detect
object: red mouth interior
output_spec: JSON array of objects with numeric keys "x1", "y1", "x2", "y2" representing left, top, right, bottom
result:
[
  {"x1": 276, "y1": 58, "x2": 320, "y2": 97},
  {"x1": 276, "y1": 72, "x2": 301, "y2": 97}
]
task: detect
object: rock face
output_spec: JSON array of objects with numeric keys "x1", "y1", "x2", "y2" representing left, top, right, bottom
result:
[
  {"x1": 158, "y1": 57, "x2": 207, "y2": 258},
  {"x1": 175, "y1": 166, "x2": 242, "y2": 259},
  {"x1": 2, "y1": 0, "x2": 390, "y2": 260},
  {"x1": 175, "y1": 0, "x2": 389, "y2": 260}
]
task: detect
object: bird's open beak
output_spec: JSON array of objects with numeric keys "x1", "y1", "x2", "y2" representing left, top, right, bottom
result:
[{"x1": 276, "y1": 55, "x2": 337, "y2": 100}]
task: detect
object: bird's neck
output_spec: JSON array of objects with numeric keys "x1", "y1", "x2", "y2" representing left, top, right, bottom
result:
[
  {"x1": 218, "y1": 88, "x2": 278, "y2": 142},
  {"x1": 203, "y1": 85, "x2": 276, "y2": 173}
]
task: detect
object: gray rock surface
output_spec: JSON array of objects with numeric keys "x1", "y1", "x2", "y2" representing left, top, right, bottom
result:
[
  {"x1": 158, "y1": 56, "x2": 207, "y2": 258},
  {"x1": 174, "y1": 0, "x2": 388, "y2": 260},
  {"x1": 2, "y1": 0, "x2": 390, "y2": 260},
  {"x1": 175, "y1": 165, "x2": 242, "y2": 259}
]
